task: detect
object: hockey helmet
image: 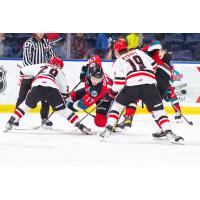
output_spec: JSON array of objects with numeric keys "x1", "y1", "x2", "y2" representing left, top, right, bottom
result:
[
  {"x1": 88, "y1": 55, "x2": 102, "y2": 67},
  {"x1": 88, "y1": 62, "x2": 103, "y2": 79},
  {"x1": 148, "y1": 40, "x2": 162, "y2": 52},
  {"x1": 49, "y1": 57, "x2": 64, "y2": 69},
  {"x1": 113, "y1": 39, "x2": 128, "y2": 53}
]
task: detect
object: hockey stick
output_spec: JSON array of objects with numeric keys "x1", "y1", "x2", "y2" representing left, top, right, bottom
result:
[
  {"x1": 33, "y1": 81, "x2": 82, "y2": 130},
  {"x1": 78, "y1": 98, "x2": 106, "y2": 124},
  {"x1": 70, "y1": 81, "x2": 82, "y2": 93},
  {"x1": 171, "y1": 104, "x2": 193, "y2": 126},
  {"x1": 113, "y1": 109, "x2": 124, "y2": 130},
  {"x1": 83, "y1": 110, "x2": 95, "y2": 118}
]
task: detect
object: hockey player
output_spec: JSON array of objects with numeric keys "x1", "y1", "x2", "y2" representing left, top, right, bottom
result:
[
  {"x1": 141, "y1": 41, "x2": 184, "y2": 138},
  {"x1": 100, "y1": 40, "x2": 184, "y2": 144},
  {"x1": 142, "y1": 40, "x2": 183, "y2": 120},
  {"x1": 67, "y1": 55, "x2": 113, "y2": 128},
  {"x1": 15, "y1": 33, "x2": 55, "y2": 129},
  {"x1": 117, "y1": 40, "x2": 183, "y2": 130},
  {"x1": 3, "y1": 57, "x2": 91, "y2": 135}
]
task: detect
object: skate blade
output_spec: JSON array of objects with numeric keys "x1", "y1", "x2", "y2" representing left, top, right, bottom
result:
[
  {"x1": 99, "y1": 133, "x2": 110, "y2": 142},
  {"x1": 153, "y1": 137, "x2": 168, "y2": 141},
  {"x1": 83, "y1": 131, "x2": 93, "y2": 135},
  {"x1": 42, "y1": 126, "x2": 53, "y2": 130},
  {"x1": 175, "y1": 120, "x2": 183, "y2": 123},
  {"x1": 100, "y1": 136, "x2": 109, "y2": 142},
  {"x1": 171, "y1": 139, "x2": 185, "y2": 145},
  {"x1": 114, "y1": 127, "x2": 123, "y2": 132}
]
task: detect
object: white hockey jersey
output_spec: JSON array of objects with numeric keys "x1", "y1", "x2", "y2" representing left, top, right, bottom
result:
[
  {"x1": 20, "y1": 63, "x2": 47, "y2": 79},
  {"x1": 21, "y1": 63, "x2": 69, "y2": 95},
  {"x1": 112, "y1": 49, "x2": 157, "y2": 92}
]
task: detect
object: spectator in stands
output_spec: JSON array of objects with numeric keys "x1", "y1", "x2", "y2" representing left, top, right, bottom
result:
[
  {"x1": 0, "y1": 33, "x2": 5, "y2": 57},
  {"x1": 126, "y1": 33, "x2": 143, "y2": 50},
  {"x1": 46, "y1": 33, "x2": 66, "y2": 58},
  {"x1": 46, "y1": 33, "x2": 63, "y2": 43},
  {"x1": 193, "y1": 43, "x2": 200, "y2": 60},
  {"x1": 95, "y1": 33, "x2": 115, "y2": 59},
  {"x1": 71, "y1": 33, "x2": 88, "y2": 59},
  {"x1": 105, "y1": 36, "x2": 127, "y2": 60},
  {"x1": 85, "y1": 33, "x2": 97, "y2": 58},
  {"x1": 155, "y1": 33, "x2": 165, "y2": 43}
]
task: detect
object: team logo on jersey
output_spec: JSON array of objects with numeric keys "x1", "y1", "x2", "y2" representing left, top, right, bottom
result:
[
  {"x1": 0, "y1": 66, "x2": 7, "y2": 94},
  {"x1": 90, "y1": 90, "x2": 98, "y2": 97}
]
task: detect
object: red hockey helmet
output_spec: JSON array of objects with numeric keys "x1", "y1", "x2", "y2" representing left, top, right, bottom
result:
[
  {"x1": 113, "y1": 40, "x2": 128, "y2": 53},
  {"x1": 49, "y1": 57, "x2": 64, "y2": 68},
  {"x1": 88, "y1": 55, "x2": 102, "y2": 67}
]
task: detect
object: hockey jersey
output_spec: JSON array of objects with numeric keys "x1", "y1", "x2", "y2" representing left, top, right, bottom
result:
[
  {"x1": 141, "y1": 40, "x2": 173, "y2": 79},
  {"x1": 112, "y1": 49, "x2": 157, "y2": 92},
  {"x1": 21, "y1": 63, "x2": 69, "y2": 95},
  {"x1": 83, "y1": 73, "x2": 113, "y2": 104}
]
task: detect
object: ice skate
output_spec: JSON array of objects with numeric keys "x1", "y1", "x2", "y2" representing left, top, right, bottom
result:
[
  {"x1": 165, "y1": 130, "x2": 184, "y2": 145},
  {"x1": 116, "y1": 115, "x2": 133, "y2": 131},
  {"x1": 174, "y1": 112, "x2": 183, "y2": 123},
  {"x1": 100, "y1": 125, "x2": 113, "y2": 139},
  {"x1": 3, "y1": 116, "x2": 16, "y2": 133},
  {"x1": 152, "y1": 129, "x2": 167, "y2": 139},
  {"x1": 76, "y1": 122, "x2": 92, "y2": 135},
  {"x1": 12, "y1": 120, "x2": 19, "y2": 130},
  {"x1": 41, "y1": 118, "x2": 53, "y2": 130}
]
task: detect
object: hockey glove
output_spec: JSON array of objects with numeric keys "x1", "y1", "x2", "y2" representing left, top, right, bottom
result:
[
  {"x1": 105, "y1": 89, "x2": 118, "y2": 101},
  {"x1": 80, "y1": 65, "x2": 88, "y2": 82},
  {"x1": 61, "y1": 93, "x2": 70, "y2": 100}
]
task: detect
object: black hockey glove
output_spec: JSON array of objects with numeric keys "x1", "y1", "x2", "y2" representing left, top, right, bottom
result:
[
  {"x1": 61, "y1": 93, "x2": 70, "y2": 101},
  {"x1": 105, "y1": 89, "x2": 118, "y2": 101},
  {"x1": 80, "y1": 65, "x2": 88, "y2": 82}
]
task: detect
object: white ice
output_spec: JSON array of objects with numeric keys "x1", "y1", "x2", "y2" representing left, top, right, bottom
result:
[{"x1": 0, "y1": 113, "x2": 200, "y2": 166}]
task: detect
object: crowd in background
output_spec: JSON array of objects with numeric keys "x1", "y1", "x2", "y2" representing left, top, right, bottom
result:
[{"x1": 0, "y1": 33, "x2": 200, "y2": 61}]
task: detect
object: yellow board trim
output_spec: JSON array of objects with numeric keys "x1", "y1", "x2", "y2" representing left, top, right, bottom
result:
[{"x1": 1, "y1": 105, "x2": 200, "y2": 114}]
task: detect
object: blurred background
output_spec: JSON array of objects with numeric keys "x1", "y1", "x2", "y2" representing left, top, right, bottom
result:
[{"x1": 1, "y1": 33, "x2": 200, "y2": 61}]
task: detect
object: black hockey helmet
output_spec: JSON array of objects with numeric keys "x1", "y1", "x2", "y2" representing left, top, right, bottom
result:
[{"x1": 88, "y1": 62, "x2": 103, "y2": 79}]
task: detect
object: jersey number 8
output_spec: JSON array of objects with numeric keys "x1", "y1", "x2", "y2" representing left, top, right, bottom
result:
[{"x1": 38, "y1": 65, "x2": 58, "y2": 77}]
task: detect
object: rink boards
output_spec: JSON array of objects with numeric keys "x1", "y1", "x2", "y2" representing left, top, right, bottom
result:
[{"x1": 0, "y1": 59, "x2": 200, "y2": 114}]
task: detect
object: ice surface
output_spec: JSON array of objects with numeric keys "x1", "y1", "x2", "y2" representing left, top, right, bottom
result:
[{"x1": 0, "y1": 113, "x2": 200, "y2": 165}]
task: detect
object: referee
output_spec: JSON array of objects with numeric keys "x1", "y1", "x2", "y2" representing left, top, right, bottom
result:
[{"x1": 15, "y1": 33, "x2": 55, "y2": 129}]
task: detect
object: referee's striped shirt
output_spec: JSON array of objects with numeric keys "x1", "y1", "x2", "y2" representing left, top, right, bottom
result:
[{"x1": 23, "y1": 35, "x2": 55, "y2": 66}]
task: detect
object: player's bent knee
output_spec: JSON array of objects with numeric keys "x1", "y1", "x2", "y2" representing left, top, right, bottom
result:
[{"x1": 94, "y1": 114, "x2": 107, "y2": 127}]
